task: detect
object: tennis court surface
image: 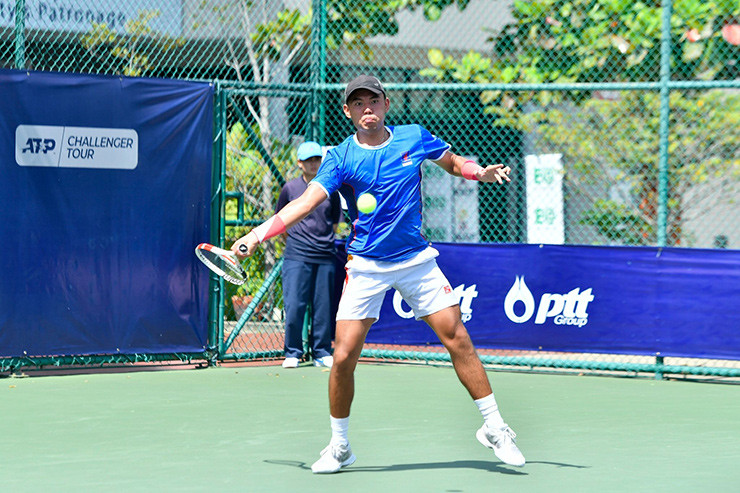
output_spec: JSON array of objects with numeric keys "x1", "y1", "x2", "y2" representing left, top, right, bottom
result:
[{"x1": 2, "y1": 363, "x2": 738, "y2": 492}]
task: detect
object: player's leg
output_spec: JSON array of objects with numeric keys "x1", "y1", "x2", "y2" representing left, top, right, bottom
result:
[
  {"x1": 422, "y1": 306, "x2": 491, "y2": 399},
  {"x1": 423, "y1": 306, "x2": 525, "y2": 467},
  {"x1": 281, "y1": 258, "x2": 312, "y2": 367},
  {"x1": 311, "y1": 318, "x2": 371, "y2": 474},
  {"x1": 392, "y1": 261, "x2": 489, "y2": 397},
  {"x1": 312, "y1": 268, "x2": 388, "y2": 474},
  {"x1": 330, "y1": 318, "x2": 374, "y2": 418},
  {"x1": 310, "y1": 261, "x2": 336, "y2": 367},
  {"x1": 399, "y1": 260, "x2": 525, "y2": 467}
]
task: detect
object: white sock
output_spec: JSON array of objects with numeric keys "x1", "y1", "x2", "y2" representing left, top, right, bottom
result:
[
  {"x1": 329, "y1": 415, "x2": 349, "y2": 445},
  {"x1": 475, "y1": 394, "x2": 506, "y2": 430}
]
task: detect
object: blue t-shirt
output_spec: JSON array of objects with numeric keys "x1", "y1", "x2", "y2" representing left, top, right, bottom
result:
[
  {"x1": 277, "y1": 177, "x2": 342, "y2": 264},
  {"x1": 312, "y1": 124, "x2": 450, "y2": 262}
]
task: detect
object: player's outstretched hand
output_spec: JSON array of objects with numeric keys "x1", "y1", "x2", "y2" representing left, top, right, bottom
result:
[
  {"x1": 231, "y1": 232, "x2": 259, "y2": 258},
  {"x1": 478, "y1": 164, "x2": 512, "y2": 184}
]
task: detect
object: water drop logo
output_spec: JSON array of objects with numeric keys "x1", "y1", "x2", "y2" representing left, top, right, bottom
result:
[
  {"x1": 504, "y1": 276, "x2": 535, "y2": 323},
  {"x1": 504, "y1": 276, "x2": 594, "y2": 327}
]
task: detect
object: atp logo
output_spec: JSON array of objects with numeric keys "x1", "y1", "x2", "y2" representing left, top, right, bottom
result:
[
  {"x1": 401, "y1": 151, "x2": 413, "y2": 167},
  {"x1": 394, "y1": 284, "x2": 478, "y2": 322},
  {"x1": 504, "y1": 276, "x2": 594, "y2": 327},
  {"x1": 22, "y1": 138, "x2": 56, "y2": 154}
]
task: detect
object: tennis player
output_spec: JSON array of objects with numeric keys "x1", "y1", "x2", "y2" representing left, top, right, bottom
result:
[{"x1": 232, "y1": 74, "x2": 525, "y2": 473}]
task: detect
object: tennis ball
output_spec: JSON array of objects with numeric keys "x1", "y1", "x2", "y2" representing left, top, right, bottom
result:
[{"x1": 357, "y1": 193, "x2": 377, "y2": 214}]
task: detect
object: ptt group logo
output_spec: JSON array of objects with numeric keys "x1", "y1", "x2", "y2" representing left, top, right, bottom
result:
[
  {"x1": 504, "y1": 276, "x2": 594, "y2": 327},
  {"x1": 16, "y1": 124, "x2": 138, "y2": 170},
  {"x1": 394, "y1": 284, "x2": 478, "y2": 322}
]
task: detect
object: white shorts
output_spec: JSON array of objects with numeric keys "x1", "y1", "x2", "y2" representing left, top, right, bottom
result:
[{"x1": 336, "y1": 254, "x2": 458, "y2": 322}]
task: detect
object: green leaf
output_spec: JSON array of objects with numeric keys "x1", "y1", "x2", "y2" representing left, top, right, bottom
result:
[
  {"x1": 514, "y1": 0, "x2": 532, "y2": 17},
  {"x1": 424, "y1": 4, "x2": 442, "y2": 21},
  {"x1": 501, "y1": 65, "x2": 517, "y2": 82},
  {"x1": 682, "y1": 41, "x2": 704, "y2": 61},
  {"x1": 428, "y1": 48, "x2": 445, "y2": 66}
]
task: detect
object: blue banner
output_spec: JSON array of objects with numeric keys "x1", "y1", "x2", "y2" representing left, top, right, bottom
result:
[
  {"x1": 362, "y1": 243, "x2": 740, "y2": 360},
  {"x1": 0, "y1": 69, "x2": 213, "y2": 357}
]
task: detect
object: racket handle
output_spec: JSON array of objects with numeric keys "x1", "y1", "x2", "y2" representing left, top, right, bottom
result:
[{"x1": 239, "y1": 244, "x2": 248, "y2": 254}]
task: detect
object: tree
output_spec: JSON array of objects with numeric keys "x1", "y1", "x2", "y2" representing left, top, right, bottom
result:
[
  {"x1": 80, "y1": 10, "x2": 184, "y2": 76},
  {"x1": 423, "y1": 0, "x2": 738, "y2": 104},
  {"x1": 323, "y1": 0, "x2": 473, "y2": 59},
  {"x1": 195, "y1": 0, "x2": 474, "y2": 141},
  {"x1": 421, "y1": 0, "x2": 740, "y2": 246},
  {"x1": 497, "y1": 90, "x2": 739, "y2": 246},
  {"x1": 502, "y1": 0, "x2": 736, "y2": 82}
]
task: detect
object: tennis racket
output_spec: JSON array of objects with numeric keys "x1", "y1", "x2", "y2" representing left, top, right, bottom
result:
[{"x1": 195, "y1": 243, "x2": 248, "y2": 285}]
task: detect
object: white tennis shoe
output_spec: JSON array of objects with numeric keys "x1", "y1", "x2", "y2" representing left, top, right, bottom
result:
[
  {"x1": 282, "y1": 357, "x2": 300, "y2": 368},
  {"x1": 476, "y1": 425, "x2": 526, "y2": 467},
  {"x1": 313, "y1": 356, "x2": 333, "y2": 368},
  {"x1": 311, "y1": 442, "x2": 356, "y2": 474}
]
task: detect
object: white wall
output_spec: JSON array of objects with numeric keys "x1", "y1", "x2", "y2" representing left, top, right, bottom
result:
[{"x1": 369, "y1": 0, "x2": 514, "y2": 52}]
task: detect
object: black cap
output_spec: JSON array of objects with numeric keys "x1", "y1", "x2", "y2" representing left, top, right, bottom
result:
[{"x1": 344, "y1": 75, "x2": 386, "y2": 103}]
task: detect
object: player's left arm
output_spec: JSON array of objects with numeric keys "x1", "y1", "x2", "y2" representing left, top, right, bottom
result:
[{"x1": 433, "y1": 151, "x2": 511, "y2": 184}]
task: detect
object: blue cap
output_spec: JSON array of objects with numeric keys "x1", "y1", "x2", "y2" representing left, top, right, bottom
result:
[{"x1": 297, "y1": 141, "x2": 323, "y2": 160}]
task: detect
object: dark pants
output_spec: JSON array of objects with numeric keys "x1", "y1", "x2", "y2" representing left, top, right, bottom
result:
[{"x1": 282, "y1": 258, "x2": 336, "y2": 359}]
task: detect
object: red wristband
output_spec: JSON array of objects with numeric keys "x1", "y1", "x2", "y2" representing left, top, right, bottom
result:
[
  {"x1": 251, "y1": 215, "x2": 286, "y2": 243},
  {"x1": 461, "y1": 160, "x2": 482, "y2": 181}
]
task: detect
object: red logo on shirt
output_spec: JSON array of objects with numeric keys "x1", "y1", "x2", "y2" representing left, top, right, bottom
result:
[
  {"x1": 443, "y1": 285, "x2": 452, "y2": 294},
  {"x1": 401, "y1": 152, "x2": 413, "y2": 167}
]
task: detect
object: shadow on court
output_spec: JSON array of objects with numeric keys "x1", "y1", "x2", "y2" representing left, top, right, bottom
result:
[{"x1": 266, "y1": 458, "x2": 588, "y2": 475}]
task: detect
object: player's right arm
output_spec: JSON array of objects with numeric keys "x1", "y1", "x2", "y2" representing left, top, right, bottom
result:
[
  {"x1": 232, "y1": 183, "x2": 329, "y2": 257},
  {"x1": 434, "y1": 151, "x2": 512, "y2": 184}
]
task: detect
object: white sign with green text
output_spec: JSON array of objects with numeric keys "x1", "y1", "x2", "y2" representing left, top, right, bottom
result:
[{"x1": 525, "y1": 153, "x2": 564, "y2": 244}]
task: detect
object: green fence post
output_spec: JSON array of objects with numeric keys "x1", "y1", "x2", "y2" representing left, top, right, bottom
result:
[
  {"x1": 207, "y1": 82, "x2": 220, "y2": 362},
  {"x1": 318, "y1": 0, "x2": 327, "y2": 142},
  {"x1": 656, "y1": 0, "x2": 673, "y2": 247},
  {"x1": 14, "y1": 0, "x2": 26, "y2": 69},
  {"x1": 214, "y1": 85, "x2": 228, "y2": 358},
  {"x1": 655, "y1": 354, "x2": 665, "y2": 380},
  {"x1": 310, "y1": 0, "x2": 327, "y2": 142}
]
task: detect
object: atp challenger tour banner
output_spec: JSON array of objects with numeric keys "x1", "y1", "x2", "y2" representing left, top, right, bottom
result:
[
  {"x1": 363, "y1": 243, "x2": 740, "y2": 360},
  {"x1": 0, "y1": 69, "x2": 213, "y2": 357}
]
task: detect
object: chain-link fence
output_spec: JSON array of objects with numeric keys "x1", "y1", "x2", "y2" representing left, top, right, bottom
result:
[
  {"x1": 5, "y1": 1, "x2": 736, "y2": 247},
  {"x1": 3, "y1": 0, "x2": 739, "y2": 377}
]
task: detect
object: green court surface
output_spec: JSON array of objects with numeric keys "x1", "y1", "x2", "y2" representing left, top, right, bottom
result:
[{"x1": 1, "y1": 363, "x2": 738, "y2": 492}]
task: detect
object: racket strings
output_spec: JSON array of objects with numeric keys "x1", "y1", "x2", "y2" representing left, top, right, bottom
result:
[{"x1": 196, "y1": 247, "x2": 247, "y2": 285}]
